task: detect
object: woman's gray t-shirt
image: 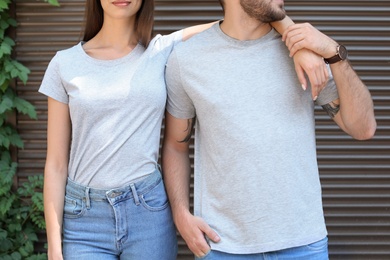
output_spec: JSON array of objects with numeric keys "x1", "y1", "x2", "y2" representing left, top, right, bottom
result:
[{"x1": 39, "y1": 31, "x2": 182, "y2": 189}]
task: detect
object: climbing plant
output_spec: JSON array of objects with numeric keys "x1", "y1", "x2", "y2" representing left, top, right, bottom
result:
[{"x1": 0, "y1": 0, "x2": 59, "y2": 258}]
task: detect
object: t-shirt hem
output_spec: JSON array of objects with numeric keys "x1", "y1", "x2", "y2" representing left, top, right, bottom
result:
[
  {"x1": 38, "y1": 89, "x2": 68, "y2": 104},
  {"x1": 166, "y1": 104, "x2": 194, "y2": 119},
  {"x1": 210, "y1": 233, "x2": 328, "y2": 254}
]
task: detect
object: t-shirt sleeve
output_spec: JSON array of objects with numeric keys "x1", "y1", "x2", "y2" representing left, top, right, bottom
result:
[
  {"x1": 152, "y1": 30, "x2": 184, "y2": 55},
  {"x1": 38, "y1": 53, "x2": 68, "y2": 104},
  {"x1": 160, "y1": 29, "x2": 184, "y2": 47},
  {"x1": 315, "y1": 66, "x2": 339, "y2": 106},
  {"x1": 165, "y1": 50, "x2": 195, "y2": 119}
]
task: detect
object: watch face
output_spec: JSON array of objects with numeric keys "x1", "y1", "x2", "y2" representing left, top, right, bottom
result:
[{"x1": 338, "y1": 45, "x2": 348, "y2": 60}]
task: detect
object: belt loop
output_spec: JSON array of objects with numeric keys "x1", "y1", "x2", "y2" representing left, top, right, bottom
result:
[
  {"x1": 130, "y1": 183, "x2": 140, "y2": 206},
  {"x1": 84, "y1": 187, "x2": 91, "y2": 209}
]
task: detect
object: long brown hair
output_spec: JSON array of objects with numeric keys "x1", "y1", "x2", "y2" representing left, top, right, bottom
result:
[
  {"x1": 218, "y1": 0, "x2": 225, "y2": 13},
  {"x1": 82, "y1": 0, "x2": 154, "y2": 47}
]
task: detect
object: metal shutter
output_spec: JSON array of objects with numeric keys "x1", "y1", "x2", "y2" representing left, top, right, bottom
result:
[{"x1": 13, "y1": 0, "x2": 390, "y2": 259}]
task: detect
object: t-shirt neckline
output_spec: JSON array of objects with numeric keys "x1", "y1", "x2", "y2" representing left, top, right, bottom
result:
[{"x1": 77, "y1": 41, "x2": 144, "y2": 66}]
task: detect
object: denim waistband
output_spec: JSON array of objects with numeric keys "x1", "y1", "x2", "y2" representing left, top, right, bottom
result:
[{"x1": 65, "y1": 168, "x2": 162, "y2": 202}]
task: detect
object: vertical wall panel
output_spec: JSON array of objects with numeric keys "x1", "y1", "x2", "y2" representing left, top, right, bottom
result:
[{"x1": 14, "y1": 0, "x2": 390, "y2": 259}]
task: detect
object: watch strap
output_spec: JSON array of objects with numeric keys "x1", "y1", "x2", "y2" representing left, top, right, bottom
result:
[
  {"x1": 324, "y1": 55, "x2": 342, "y2": 64},
  {"x1": 324, "y1": 45, "x2": 347, "y2": 64}
]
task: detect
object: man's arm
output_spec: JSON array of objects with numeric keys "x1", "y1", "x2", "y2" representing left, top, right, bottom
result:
[
  {"x1": 162, "y1": 112, "x2": 220, "y2": 258},
  {"x1": 323, "y1": 60, "x2": 376, "y2": 140},
  {"x1": 283, "y1": 23, "x2": 377, "y2": 140}
]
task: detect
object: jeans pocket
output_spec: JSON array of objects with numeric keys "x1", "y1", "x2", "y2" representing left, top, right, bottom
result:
[
  {"x1": 63, "y1": 195, "x2": 86, "y2": 218},
  {"x1": 139, "y1": 179, "x2": 169, "y2": 211},
  {"x1": 306, "y1": 237, "x2": 328, "y2": 252}
]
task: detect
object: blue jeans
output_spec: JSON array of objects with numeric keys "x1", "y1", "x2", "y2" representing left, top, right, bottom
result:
[
  {"x1": 196, "y1": 237, "x2": 328, "y2": 260},
  {"x1": 62, "y1": 168, "x2": 177, "y2": 259}
]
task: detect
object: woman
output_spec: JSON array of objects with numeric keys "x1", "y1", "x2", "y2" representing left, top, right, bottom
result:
[{"x1": 39, "y1": 0, "x2": 327, "y2": 259}]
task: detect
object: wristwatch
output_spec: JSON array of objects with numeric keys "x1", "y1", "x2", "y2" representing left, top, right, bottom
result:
[{"x1": 324, "y1": 45, "x2": 348, "y2": 64}]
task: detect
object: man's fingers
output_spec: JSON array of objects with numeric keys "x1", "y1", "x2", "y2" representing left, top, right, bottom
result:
[
  {"x1": 195, "y1": 248, "x2": 211, "y2": 259},
  {"x1": 185, "y1": 217, "x2": 219, "y2": 257},
  {"x1": 187, "y1": 232, "x2": 210, "y2": 258},
  {"x1": 204, "y1": 227, "x2": 220, "y2": 243}
]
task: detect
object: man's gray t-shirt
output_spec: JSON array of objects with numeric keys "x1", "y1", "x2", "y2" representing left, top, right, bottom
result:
[
  {"x1": 39, "y1": 31, "x2": 182, "y2": 189},
  {"x1": 166, "y1": 23, "x2": 338, "y2": 254}
]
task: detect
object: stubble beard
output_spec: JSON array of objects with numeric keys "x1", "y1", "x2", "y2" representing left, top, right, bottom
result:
[{"x1": 240, "y1": 0, "x2": 286, "y2": 23}]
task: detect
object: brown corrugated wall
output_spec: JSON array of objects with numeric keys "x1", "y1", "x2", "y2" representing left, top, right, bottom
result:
[{"x1": 13, "y1": 0, "x2": 390, "y2": 259}]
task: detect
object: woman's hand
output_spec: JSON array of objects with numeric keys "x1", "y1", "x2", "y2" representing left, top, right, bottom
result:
[
  {"x1": 292, "y1": 48, "x2": 329, "y2": 100},
  {"x1": 283, "y1": 23, "x2": 338, "y2": 59}
]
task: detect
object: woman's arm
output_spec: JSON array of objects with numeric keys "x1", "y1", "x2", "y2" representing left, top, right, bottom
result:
[
  {"x1": 272, "y1": 16, "x2": 329, "y2": 100},
  {"x1": 44, "y1": 97, "x2": 71, "y2": 260},
  {"x1": 182, "y1": 21, "x2": 219, "y2": 41},
  {"x1": 271, "y1": 16, "x2": 295, "y2": 35},
  {"x1": 182, "y1": 16, "x2": 295, "y2": 42}
]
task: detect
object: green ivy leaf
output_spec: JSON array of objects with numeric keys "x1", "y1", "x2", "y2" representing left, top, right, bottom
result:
[
  {"x1": 0, "y1": 148, "x2": 11, "y2": 161},
  {"x1": 4, "y1": 59, "x2": 14, "y2": 72},
  {"x1": 0, "y1": 19, "x2": 8, "y2": 30},
  {"x1": 19, "y1": 246, "x2": 30, "y2": 257},
  {"x1": 0, "y1": 129, "x2": 11, "y2": 148},
  {"x1": 13, "y1": 97, "x2": 37, "y2": 119},
  {"x1": 0, "y1": 154, "x2": 16, "y2": 195},
  {"x1": 0, "y1": 37, "x2": 14, "y2": 57},
  {"x1": 0, "y1": 80, "x2": 9, "y2": 92},
  {"x1": 0, "y1": 0, "x2": 10, "y2": 10},
  {"x1": 0, "y1": 238, "x2": 12, "y2": 252},
  {"x1": 0, "y1": 94, "x2": 13, "y2": 113},
  {"x1": 7, "y1": 17, "x2": 17, "y2": 27},
  {"x1": 7, "y1": 60, "x2": 30, "y2": 84},
  {"x1": 0, "y1": 125, "x2": 24, "y2": 149},
  {"x1": 0, "y1": 228, "x2": 7, "y2": 239},
  {"x1": 7, "y1": 132, "x2": 24, "y2": 148},
  {"x1": 0, "y1": 70, "x2": 9, "y2": 86},
  {"x1": 10, "y1": 251, "x2": 22, "y2": 260},
  {"x1": 25, "y1": 230, "x2": 38, "y2": 243},
  {"x1": 46, "y1": 0, "x2": 60, "y2": 7},
  {"x1": 0, "y1": 150, "x2": 17, "y2": 178},
  {"x1": 11, "y1": 60, "x2": 30, "y2": 73},
  {"x1": 8, "y1": 223, "x2": 22, "y2": 233},
  {"x1": 25, "y1": 254, "x2": 48, "y2": 260},
  {"x1": 0, "y1": 194, "x2": 16, "y2": 216},
  {"x1": 3, "y1": 36, "x2": 15, "y2": 46}
]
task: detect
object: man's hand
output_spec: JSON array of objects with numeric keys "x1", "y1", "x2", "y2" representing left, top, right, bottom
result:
[
  {"x1": 175, "y1": 211, "x2": 220, "y2": 258},
  {"x1": 282, "y1": 23, "x2": 338, "y2": 59},
  {"x1": 292, "y1": 48, "x2": 329, "y2": 100}
]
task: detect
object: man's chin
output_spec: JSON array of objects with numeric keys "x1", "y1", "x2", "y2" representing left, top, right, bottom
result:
[{"x1": 262, "y1": 12, "x2": 286, "y2": 23}]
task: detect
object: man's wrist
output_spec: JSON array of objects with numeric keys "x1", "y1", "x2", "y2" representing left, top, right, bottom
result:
[
  {"x1": 324, "y1": 44, "x2": 348, "y2": 64},
  {"x1": 173, "y1": 206, "x2": 191, "y2": 222}
]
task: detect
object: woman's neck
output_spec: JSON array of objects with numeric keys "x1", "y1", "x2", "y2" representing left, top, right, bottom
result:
[{"x1": 83, "y1": 19, "x2": 139, "y2": 60}]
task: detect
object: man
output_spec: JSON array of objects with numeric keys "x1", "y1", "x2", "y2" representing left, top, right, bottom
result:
[{"x1": 162, "y1": 0, "x2": 376, "y2": 259}]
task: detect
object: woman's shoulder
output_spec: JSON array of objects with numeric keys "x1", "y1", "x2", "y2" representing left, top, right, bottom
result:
[
  {"x1": 55, "y1": 42, "x2": 82, "y2": 57},
  {"x1": 46, "y1": 42, "x2": 84, "y2": 67}
]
